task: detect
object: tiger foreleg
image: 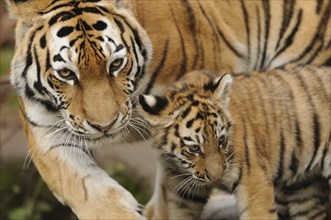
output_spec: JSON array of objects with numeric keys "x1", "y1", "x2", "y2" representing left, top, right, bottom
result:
[{"x1": 20, "y1": 110, "x2": 145, "y2": 220}]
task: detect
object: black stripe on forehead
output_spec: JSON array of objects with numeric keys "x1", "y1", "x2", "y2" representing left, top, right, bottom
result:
[
  {"x1": 186, "y1": 119, "x2": 194, "y2": 128},
  {"x1": 48, "y1": 7, "x2": 105, "y2": 26},
  {"x1": 42, "y1": 3, "x2": 73, "y2": 15},
  {"x1": 182, "y1": 106, "x2": 191, "y2": 118},
  {"x1": 93, "y1": 20, "x2": 107, "y2": 31},
  {"x1": 115, "y1": 44, "x2": 124, "y2": 52},
  {"x1": 53, "y1": 54, "x2": 65, "y2": 62},
  {"x1": 49, "y1": 11, "x2": 75, "y2": 26},
  {"x1": 57, "y1": 26, "x2": 74, "y2": 37},
  {"x1": 69, "y1": 38, "x2": 79, "y2": 47},
  {"x1": 78, "y1": 19, "x2": 92, "y2": 31},
  {"x1": 74, "y1": 7, "x2": 105, "y2": 16},
  {"x1": 183, "y1": 136, "x2": 193, "y2": 142},
  {"x1": 113, "y1": 14, "x2": 147, "y2": 60}
]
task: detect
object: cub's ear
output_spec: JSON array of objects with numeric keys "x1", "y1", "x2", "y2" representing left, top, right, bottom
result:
[
  {"x1": 139, "y1": 94, "x2": 168, "y2": 115},
  {"x1": 207, "y1": 74, "x2": 233, "y2": 107},
  {"x1": 138, "y1": 94, "x2": 169, "y2": 125},
  {"x1": 5, "y1": 0, "x2": 52, "y2": 24}
]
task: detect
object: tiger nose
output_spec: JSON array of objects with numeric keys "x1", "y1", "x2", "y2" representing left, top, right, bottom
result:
[
  {"x1": 205, "y1": 168, "x2": 223, "y2": 181},
  {"x1": 87, "y1": 120, "x2": 116, "y2": 133},
  {"x1": 194, "y1": 171, "x2": 205, "y2": 180}
]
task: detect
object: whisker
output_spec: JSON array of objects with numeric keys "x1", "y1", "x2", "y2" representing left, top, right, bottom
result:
[
  {"x1": 23, "y1": 123, "x2": 67, "y2": 169},
  {"x1": 226, "y1": 148, "x2": 238, "y2": 162},
  {"x1": 130, "y1": 118, "x2": 151, "y2": 131},
  {"x1": 128, "y1": 124, "x2": 149, "y2": 142},
  {"x1": 173, "y1": 176, "x2": 192, "y2": 197},
  {"x1": 181, "y1": 177, "x2": 194, "y2": 199},
  {"x1": 170, "y1": 173, "x2": 191, "y2": 179}
]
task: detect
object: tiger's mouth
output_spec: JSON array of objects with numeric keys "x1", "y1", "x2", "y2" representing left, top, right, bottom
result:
[{"x1": 61, "y1": 111, "x2": 132, "y2": 142}]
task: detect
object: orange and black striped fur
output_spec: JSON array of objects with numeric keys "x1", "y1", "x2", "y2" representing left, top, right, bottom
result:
[
  {"x1": 139, "y1": 65, "x2": 331, "y2": 220},
  {"x1": 6, "y1": 0, "x2": 152, "y2": 218},
  {"x1": 6, "y1": 0, "x2": 330, "y2": 218},
  {"x1": 139, "y1": 0, "x2": 331, "y2": 94}
]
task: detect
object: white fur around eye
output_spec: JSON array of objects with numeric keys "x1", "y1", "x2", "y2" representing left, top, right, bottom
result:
[
  {"x1": 219, "y1": 135, "x2": 226, "y2": 148},
  {"x1": 111, "y1": 57, "x2": 128, "y2": 77},
  {"x1": 106, "y1": 43, "x2": 128, "y2": 77}
]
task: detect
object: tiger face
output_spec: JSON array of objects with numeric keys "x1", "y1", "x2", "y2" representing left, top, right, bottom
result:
[
  {"x1": 9, "y1": 0, "x2": 152, "y2": 141},
  {"x1": 139, "y1": 71, "x2": 233, "y2": 183}
]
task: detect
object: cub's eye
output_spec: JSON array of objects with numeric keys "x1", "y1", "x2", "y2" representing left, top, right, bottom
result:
[
  {"x1": 58, "y1": 68, "x2": 76, "y2": 80},
  {"x1": 109, "y1": 58, "x2": 124, "y2": 73},
  {"x1": 218, "y1": 135, "x2": 227, "y2": 148},
  {"x1": 187, "y1": 145, "x2": 200, "y2": 154}
]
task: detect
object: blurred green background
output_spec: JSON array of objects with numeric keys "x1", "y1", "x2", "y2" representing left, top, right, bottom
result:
[{"x1": 0, "y1": 1, "x2": 152, "y2": 219}]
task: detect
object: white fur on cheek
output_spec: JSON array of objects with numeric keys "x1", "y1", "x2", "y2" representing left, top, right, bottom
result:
[{"x1": 24, "y1": 99, "x2": 61, "y2": 126}]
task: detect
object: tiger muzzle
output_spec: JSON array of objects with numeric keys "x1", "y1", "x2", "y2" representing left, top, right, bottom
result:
[{"x1": 87, "y1": 113, "x2": 119, "y2": 133}]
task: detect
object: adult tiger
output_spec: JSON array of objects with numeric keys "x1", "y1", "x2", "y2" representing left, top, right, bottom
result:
[{"x1": 6, "y1": 0, "x2": 330, "y2": 219}]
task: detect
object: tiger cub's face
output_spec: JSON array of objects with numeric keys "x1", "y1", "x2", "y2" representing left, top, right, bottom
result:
[
  {"x1": 139, "y1": 72, "x2": 233, "y2": 183},
  {"x1": 9, "y1": 0, "x2": 152, "y2": 141}
]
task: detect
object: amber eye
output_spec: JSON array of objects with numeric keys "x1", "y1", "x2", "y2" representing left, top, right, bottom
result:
[
  {"x1": 109, "y1": 58, "x2": 124, "y2": 73},
  {"x1": 219, "y1": 135, "x2": 226, "y2": 148},
  {"x1": 58, "y1": 68, "x2": 76, "y2": 80},
  {"x1": 187, "y1": 145, "x2": 200, "y2": 153}
]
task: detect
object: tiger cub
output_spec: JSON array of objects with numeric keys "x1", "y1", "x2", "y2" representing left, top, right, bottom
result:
[{"x1": 138, "y1": 65, "x2": 331, "y2": 220}]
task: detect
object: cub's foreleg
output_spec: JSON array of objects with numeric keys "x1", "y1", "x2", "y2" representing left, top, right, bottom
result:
[
  {"x1": 145, "y1": 161, "x2": 170, "y2": 220},
  {"x1": 235, "y1": 163, "x2": 277, "y2": 220}
]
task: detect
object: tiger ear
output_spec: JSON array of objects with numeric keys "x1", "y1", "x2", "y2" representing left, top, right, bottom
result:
[
  {"x1": 211, "y1": 74, "x2": 233, "y2": 108},
  {"x1": 138, "y1": 94, "x2": 169, "y2": 125},
  {"x1": 5, "y1": 0, "x2": 52, "y2": 45},
  {"x1": 5, "y1": 0, "x2": 51, "y2": 23}
]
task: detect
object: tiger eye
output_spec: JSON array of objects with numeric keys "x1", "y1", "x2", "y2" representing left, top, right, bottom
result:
[
  {"x1": 219, "y1": 135, "x2": 227, "y2": 148},
  {"x1": 58, "y1": 68, "x2": 76, "y2": 80},
  {"x1": 109, "y1": 58, "x2": 124, "y2": 73},
  {"x1": 187, "y1": 145, "x2": 200, "y2": 153}
]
